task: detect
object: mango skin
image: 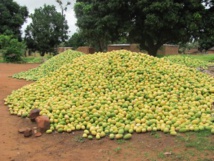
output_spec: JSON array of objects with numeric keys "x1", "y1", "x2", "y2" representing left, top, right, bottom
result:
[{"x1": 123, "y1": 133, "x2": 132, "y2": 140}]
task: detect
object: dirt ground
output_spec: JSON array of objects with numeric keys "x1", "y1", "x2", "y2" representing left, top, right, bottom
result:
[
  {"x1": 203, "y1": 66, "x2": 214, "y2": 77},
  {"x1": 0, "y1": 63, "x2": 213, "y2": 161}
]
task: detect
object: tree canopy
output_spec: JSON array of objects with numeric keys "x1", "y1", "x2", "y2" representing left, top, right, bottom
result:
[
  {"x1": 25, "y1": 5, "x2": 69, "y2": 56},
  {"x1": 198, "y1": 1, "x2": 214, "y2": 51},
  {"x1": 0, "y1": 0, "x2": 28, "y2": 40},
  {"x1": 129, "y1": 0, "x2": 205, "y2": 56},
  {"x1": 74, "y1": 0, "x2": 213, "y2": 56},
  {"x1": 65, "y1": 31, "x2": 86, "y2": 49},
  {"x1": 0, "y1": 35, "x2": 26, "y2": 62},
  {"x1": 74, "y1": 0, "x2": 130, "y2": 51},
  {"x1": 56, "y1": 0, "x2": 71, "y2": 16}
]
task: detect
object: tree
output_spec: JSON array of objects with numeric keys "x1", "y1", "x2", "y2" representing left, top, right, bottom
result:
[
  {"x1": 25, "y1": 5, "x2": 69, "y2": 56},
  {"x1": 74, "y1": 0, "x2": 206, "y2": 56},
  {"x1": 0, "y1": 0, "x2": 28, "y2": 40},
  {"x1": 0, "y1": 35, "x2": 26, "y2": 62},
  {"x1": 128, "y1": 0, "x2": 205, "y2": 56},
  {"x1": 56, "y1": 0, "x2": 71, "y2": 16},
  {"x1": 55, "y1": 0, "x2": 71, "y2": 42},
  {"x1": 74, "y1": 0, "x2": 130, "y2": 51},
  {"x1": 178, "y1": 41, "x2": 199, "y2": 54},
  {"x1": 65, "y1": 31, "x2": 87, "y2": 49},
  {"x1": 198, "y1": 1, "x2": 214, "y2": 51}
]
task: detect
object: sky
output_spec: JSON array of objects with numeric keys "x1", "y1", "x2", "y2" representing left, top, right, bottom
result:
[{"x1": 14, "y1": 0, "x2": 78, "y2": 37}]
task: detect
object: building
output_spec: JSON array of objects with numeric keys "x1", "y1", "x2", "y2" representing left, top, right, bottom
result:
[{"x1": 107, "y1": 44, "x2": 140, "y2": 52}]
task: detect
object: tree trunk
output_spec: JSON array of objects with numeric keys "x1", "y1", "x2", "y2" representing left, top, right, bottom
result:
[
  {"x1": 147, "y1": 47, "x2": 158, "y2": 57},
  {"x1": 140, "y1": 38, "x2": 162, "y2": 57},
  {"x1": 98, "y1": 39, "x2": 106, "y2": 52},
  {"x1": 40, "y1": 52, "x2": 45, "y2": 57}
]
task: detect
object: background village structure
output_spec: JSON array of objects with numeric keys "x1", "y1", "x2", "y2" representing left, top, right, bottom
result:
[{"x1": 56, "y1": 44, "x2": 214, "y2": 55}]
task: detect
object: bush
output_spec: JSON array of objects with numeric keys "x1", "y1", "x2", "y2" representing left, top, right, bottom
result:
[{"x1": 0, "y1": 35, "x2": 26, "y2": 62}]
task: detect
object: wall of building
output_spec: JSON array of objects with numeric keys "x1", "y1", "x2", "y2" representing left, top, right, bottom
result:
[
  {"x1": 207, "y1": 50, "x2": 214, "y2": 54},
  {"x1": 158, "y1": 45, "x2": 179, "y2": 55},
  {"x1": 76, "y1": 46, "x2": 95, "y2": 54},
  {"x1": 158, "y1": 44, "x2": 214, "y2": 55},
  {"x1": 57, "y1": 47, "x2": 72, "y2": 53},
  {"x1": 130, "y1": 44, "x2": 141, "y2": 52},
  {"x1": 108, "y1": 45, "x2": 130, "y2": 52},
  {"x1": 107, "y1": 44, "x2": 140, "y2": 52}
]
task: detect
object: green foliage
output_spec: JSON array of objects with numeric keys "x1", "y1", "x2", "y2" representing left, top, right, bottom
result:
[
  {"x1": 74, "y1": 0, "x2": 129, "y2": 51},
  {"x1": 0, "y1": 35, "x2": 26, "y2": 62},
  {"x1": 75, "y1": 0, "x2": 208, "y2": 56},
  {"x1": 178, "y1": 42, "x2": 199, "y2": 54},
  {"x1": 65, "y1": 32, "x2": 87, "y2": 49},
  {"x1": 0, "y1": 55, "x2": 4, "y2": 63},
  {"x1": 198, "y1": 2, "x2": 214, "y2": 51},
  {"x1": 56, "y1": 0, "x2": 71, "y2": 16},
  {"x1": 0, "y1": 0, "x2": 28, "y2": 40},
  {"x1": 129, "y1": 0, "x2": 204, "y2": 56},
  {"x1": 25, "y1": 5, "x2": 68, "y2": 56}
]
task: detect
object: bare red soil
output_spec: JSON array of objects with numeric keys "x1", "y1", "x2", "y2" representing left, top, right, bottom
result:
[{"x1": 0, "y1": 63, "x2": 213, "y2": 161}]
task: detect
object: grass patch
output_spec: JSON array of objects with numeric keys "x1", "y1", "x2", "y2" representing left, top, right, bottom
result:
[
  {"x1": 22, "y1": 56, "x2": 43, "y2": 63},
  {"x1": 150, "y1": 131, "x2": 161, "y2": 139},
  {"x1": 22, "y1": 55, "x2": 52, "y2": 63},
  {"x1": 0, "y1": 56, "x2": 4, "y2": 63},
  {"x1": 188, "y1": 150, "x2": 196, "y2": 157},
  {"x1": 144, "y1": 152, "x2": 149, "y2": 158},
  {"x1": 197, "y1": 159, "x2": 214, "y2": 161},
  {"x1": 116, "y1": 139, "x2": 126, "y2": 144},
  {"x1": 74, "y1": 136, "x2": 85, "y2": 143},
  {"x1": 188, "y1": 54, "x2": 214, "y2": 62},
  {"x1": 157, "y1": 152, "x2": 166, "y2": 159},
  {"x1": 0, "y1": 54, "x2": 52, "y2": 64},
  {"x1": 161, "y1": 54, "x2": 214, "y2": 68},
  {"x1": 159, "y1": 53, "x2": 214, "y2": 62},
  {"x1": 114, "y1": 146, "x2": 121, "y2": 153},
  {"x1": 173, "y1": 153, "x2": 189, "y2": 161},
  {"x1": 176, "y1": 130, "x2": 214, "y2": 151}
]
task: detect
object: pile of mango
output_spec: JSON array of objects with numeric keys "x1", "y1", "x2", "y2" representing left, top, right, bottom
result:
[
  {"x1": 5, "y1": 50, "x2": 214, "y2": 140},
  {"x1": 13, "y1": 50, "x2": 84, "y2": 81}
]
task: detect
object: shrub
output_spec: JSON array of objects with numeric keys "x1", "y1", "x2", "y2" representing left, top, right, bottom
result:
[{"x1": 0, "y1": 35, "x2": 26, "y2": 62}]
